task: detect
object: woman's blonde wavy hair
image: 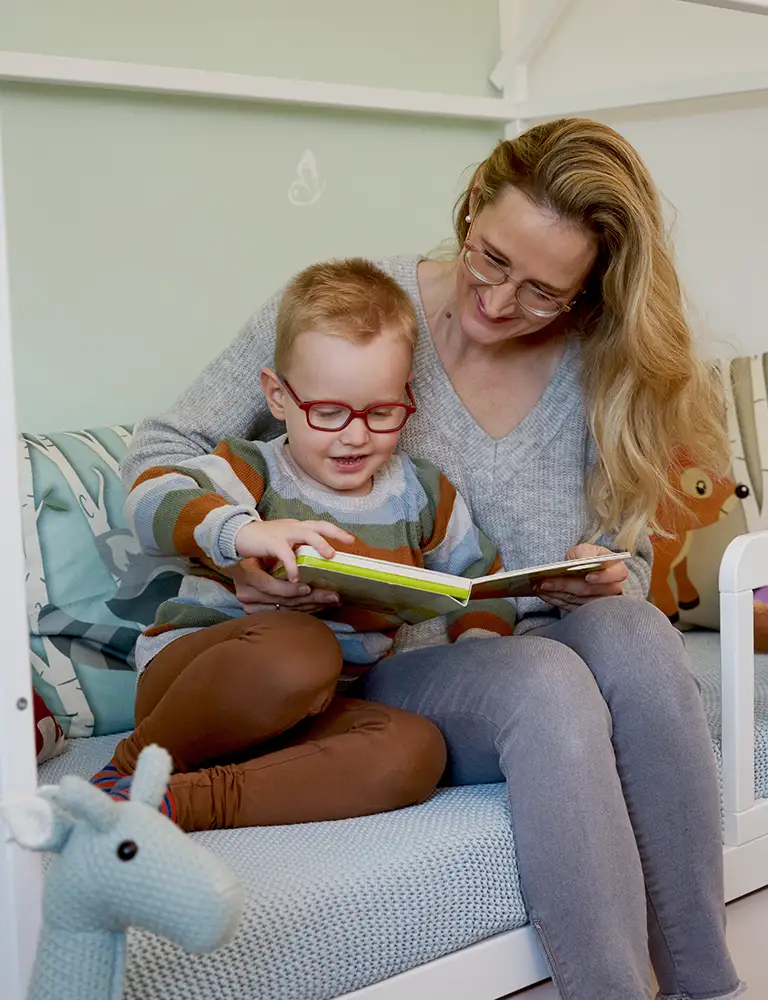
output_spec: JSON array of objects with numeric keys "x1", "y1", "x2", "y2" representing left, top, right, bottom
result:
[{"x1": 454, "y1": 117, "x2": 729, "y2": 549}]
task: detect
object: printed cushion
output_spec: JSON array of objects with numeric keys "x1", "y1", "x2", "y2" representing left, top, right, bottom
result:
[
  {"x1": 650, "y1": 355, "x2": 768, "y2": 630},
  {"x1": 33, "y1": 689, "x2": 66, "y2": 763},
  {"x1": 19, "y1": 426, "x2": 184, "y2": 737}
]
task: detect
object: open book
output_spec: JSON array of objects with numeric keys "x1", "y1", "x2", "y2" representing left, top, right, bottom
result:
[{"x1": 275, "y1": 547, "x2": 631, "y2": 625}]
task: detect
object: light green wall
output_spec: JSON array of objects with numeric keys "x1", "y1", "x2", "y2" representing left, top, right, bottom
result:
[
  {"x1": 0, "y1": 0, "x2": 500, "y2": 96},
  {"x1": 1, "y1": 3, "x2": 502, "y2": 431}
]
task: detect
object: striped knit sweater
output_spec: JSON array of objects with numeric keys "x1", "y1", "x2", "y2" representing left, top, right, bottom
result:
[{"x1": 128, "y1": 434, "x2": 517, "y2": 673}]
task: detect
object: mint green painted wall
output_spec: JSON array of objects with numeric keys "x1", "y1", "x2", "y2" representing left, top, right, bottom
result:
[
  {"x1": 1, "y1": 2, "x2": 502, "y2": 431},
  {"x1": 0, "y1": 0, "x2": 500, "y2": 96}
]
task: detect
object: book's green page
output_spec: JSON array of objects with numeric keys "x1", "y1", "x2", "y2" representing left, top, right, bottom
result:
[{"x1": 292, "y1": 554, "x2": 470, "y2": 624}]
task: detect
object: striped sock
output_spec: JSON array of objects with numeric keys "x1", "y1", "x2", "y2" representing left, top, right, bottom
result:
[
  {"x1": 111, "y1": 775, "x2": 177, "y2": 823},
  {"x1": 90, "y1": 760, "x2": 127, "y2": 791}
]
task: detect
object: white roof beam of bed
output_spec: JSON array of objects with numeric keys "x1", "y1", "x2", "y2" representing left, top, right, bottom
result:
[
  {"x1": 0, "y1": 113, "x2": 44, "y2": 1000},
  {"x1": 2, "y1": 35, "x2": 768, "y2": 127},
  {"x1": 492, "y1": 0, "x2": 574, "y2": 138},
  {"x1": 677, "y1": 0, "x2": 768, "y2": 14},
  {"x1": 491, "y1": 0, "x2": 573, "y2": 91},
  {"x1": 0, "y1": 50, "x2": 522, "y2": 124},
  {"x1": 491, "y1": 0, "x2": 768, "y2": 124}
]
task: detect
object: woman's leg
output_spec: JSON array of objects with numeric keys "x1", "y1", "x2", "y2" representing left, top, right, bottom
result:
[
  {"x1": 363, "y1": 631, "x2": 651, "y2": 999},
  {"x1": 536, "y1": 596, "x2": 741, "y2": 1000},
  {"x1": 361, "y1": 600, "x2": 740, "y2": 1000}
]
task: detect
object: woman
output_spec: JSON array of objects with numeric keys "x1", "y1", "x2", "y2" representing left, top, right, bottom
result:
[{"x1": 124, "y1": 119, "x2": 742, "y2": 999}]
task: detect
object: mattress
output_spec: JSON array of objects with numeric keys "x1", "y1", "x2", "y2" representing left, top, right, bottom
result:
[{"x1": 38, "y1": 629, "x2": 768, "y2": 1000}]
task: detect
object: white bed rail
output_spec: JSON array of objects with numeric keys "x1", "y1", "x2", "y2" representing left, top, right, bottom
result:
[
  {"x1": 0, "y1": 113, "x2": 42, "y2": 1000},
  {"x1": 719, "y1": 529, "x2": 768, "y2": 845}
]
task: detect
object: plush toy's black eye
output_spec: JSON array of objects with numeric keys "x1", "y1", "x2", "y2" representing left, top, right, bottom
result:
[{"x1": 117, "y1": 840, "x2": 138, "y2": 861}]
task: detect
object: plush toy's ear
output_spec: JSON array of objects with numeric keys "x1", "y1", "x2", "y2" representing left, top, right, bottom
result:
[
  {"x1": 0, "y1": 789, "x2": 73, "y2": 852},
  {"x1": 48, "y1": 776, "x2": 120, "y2": 833},
  {"x1": 130, "y1": 745, "x2": 172, "y2": 809}
]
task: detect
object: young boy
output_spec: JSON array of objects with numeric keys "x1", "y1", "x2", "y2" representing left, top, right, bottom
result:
[{"x1": 92, "y1": 259, "x2": 515, "y2": 831}]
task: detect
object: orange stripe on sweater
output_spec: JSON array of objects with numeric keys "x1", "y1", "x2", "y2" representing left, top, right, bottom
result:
[
  {"x1": 421, "y1": 474, "x2": 457, "y2": 556},
  {"x1": 143, "y1": 621, "x2": 180, "y2": 638},
  {"x1": 321, "y1": 607, "x2": 401, "y2": 632},
  {"x1": 214, "y1": 441, "x2": 267, "y2": 504},
  {"x1": 488, "y1": 553, "x2": 503, "y2": 575},
  {"x1": 131, "y1": 466, "x2": 182, "y2": 492},
  {"x1": 447, "y1": 611, "x2": 514, "y2": 642},
  {"x1": 173, "y1": 494, "x2": 232, "y2": 560}
]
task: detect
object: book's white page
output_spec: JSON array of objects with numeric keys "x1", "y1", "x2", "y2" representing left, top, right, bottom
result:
[{"x1": 470, "y1": 552, "x2": 631, "y2": 599}]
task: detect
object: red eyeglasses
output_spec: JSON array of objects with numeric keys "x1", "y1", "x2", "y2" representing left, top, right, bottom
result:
[{"x1": 279, "y1": 376, "x2": 417, "y2": 433}]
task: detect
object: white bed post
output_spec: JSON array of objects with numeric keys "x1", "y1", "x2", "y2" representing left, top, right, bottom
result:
[
  {"x1": 493, "y1": 0, "x2": 573, "y2": 138},
  {"x1": 719, "y1": 530, "x2": 768, "y2": 845},
  {"x1": 0, "y1": 111, "x2": 43, "y2": 998}
]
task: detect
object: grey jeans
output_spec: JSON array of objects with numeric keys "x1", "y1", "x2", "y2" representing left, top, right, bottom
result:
[{"x1": 360, "y1": 596, "x2": 742, "y2": 1000}]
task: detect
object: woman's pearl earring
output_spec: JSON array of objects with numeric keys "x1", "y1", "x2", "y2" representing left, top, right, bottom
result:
[{"x1": 465, "y1": 214, "x2": 471, "y2": 223}]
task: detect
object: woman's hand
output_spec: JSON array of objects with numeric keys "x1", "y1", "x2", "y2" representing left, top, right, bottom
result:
[
  {"x1": 231, "y1": 519, "x2": 353, "y2": 613},
  {"x1": 230, "y1": 559, "x2": 340, "y2": 614},
  {"x1": 535, "y1": 543, "x2": 628, "y2": 611}
]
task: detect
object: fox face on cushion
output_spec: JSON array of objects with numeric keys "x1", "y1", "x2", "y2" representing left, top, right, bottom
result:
[{"x1": 650, "y1": 457, "x2": 749, "y2": 623}]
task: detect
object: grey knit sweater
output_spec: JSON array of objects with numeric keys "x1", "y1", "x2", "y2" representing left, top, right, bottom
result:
[{"x1": 123, "y1": 255, "x2": 652, "y2": 635}]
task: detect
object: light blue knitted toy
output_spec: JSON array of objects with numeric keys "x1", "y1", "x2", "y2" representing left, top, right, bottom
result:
[{"x1": 1, "y1": 745, "x2": 243, "y2": 1000}]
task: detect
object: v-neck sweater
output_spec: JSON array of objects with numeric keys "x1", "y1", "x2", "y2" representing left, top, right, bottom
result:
[{"x1": 124, "y1": 255, "x2": 651, "y2": 634}]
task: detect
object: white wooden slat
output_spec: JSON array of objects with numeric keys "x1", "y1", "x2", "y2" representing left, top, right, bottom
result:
[
  {"x1": 720, "y1": 591, "x2": 757, "y2": 821},
  {"x1": 3, "y1": 50, "x2": 768, "y2": 125},
  {"x1": 0, "y1": 50, "x2": 520, "y2": 124},
  {"x1": 0, "y1": 111, "x2": 43, "y2": 1000},
  {"x1": 490, "y1": 0, "x2": 573, "y2": 91}
]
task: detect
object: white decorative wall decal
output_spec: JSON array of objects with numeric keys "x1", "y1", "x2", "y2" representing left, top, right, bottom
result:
[{"x1": 288, "y1": 149, "x2": 326, "y2": 206}]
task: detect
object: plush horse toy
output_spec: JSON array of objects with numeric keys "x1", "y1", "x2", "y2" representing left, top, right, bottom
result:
[{"x1": 1, "y1": 745, "x2": 243, "y2": 1000}]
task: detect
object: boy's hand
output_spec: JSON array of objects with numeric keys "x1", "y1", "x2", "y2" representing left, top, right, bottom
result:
[{"x1": 235, "y1": 519, "x2": 355, "y2": 584}]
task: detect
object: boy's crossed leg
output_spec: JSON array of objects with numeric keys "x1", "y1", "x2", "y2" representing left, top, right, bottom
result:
[{"x1": 91, "y1": 611, "x2": 445, "y2": 829}]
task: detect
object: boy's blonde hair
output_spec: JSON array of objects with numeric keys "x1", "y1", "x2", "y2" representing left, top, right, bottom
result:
[{"x1": 275, "y1": 258, "x2": 419, "y2": 372}]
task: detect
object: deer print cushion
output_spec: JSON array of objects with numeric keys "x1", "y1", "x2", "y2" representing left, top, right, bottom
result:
[
  {"x1": 19, "y1": 426, "x2": 185, "y2": 737},
  {"x1": 650, "y1": 354, "x2": 768, "y2": 630}
]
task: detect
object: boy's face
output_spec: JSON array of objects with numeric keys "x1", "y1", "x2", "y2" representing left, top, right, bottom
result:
[{"x1": 261, "y1": 328, "x2": 413, "y2": 496}]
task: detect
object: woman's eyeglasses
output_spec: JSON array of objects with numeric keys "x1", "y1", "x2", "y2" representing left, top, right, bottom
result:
[
  {"x1": 279, "y1": 377, "x2": 417, "y2": 433},
  {"x1": 463, "y1": 243, "x2": 575, "y2": 319}
]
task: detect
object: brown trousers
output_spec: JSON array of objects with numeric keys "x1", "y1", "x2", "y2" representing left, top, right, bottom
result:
[{"x1": 112, "y1": 612, "x2": 446, "y2": 831}]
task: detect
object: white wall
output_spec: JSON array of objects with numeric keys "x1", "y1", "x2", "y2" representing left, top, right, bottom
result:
[
  {"x1": 594, "y1": 102, "x2": 768, "y2": 359},
  {"x1": 4, "y1": 0, "x2": 768, "y2": 434},
  {"x1": 0, "y1": 1, "x2": 502, "y2": 431},
  {"x1": 517, "y1": 0, "x2": 768, "y2": 358}
]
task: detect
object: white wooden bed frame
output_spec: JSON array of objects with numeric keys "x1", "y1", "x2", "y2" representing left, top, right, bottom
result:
[{"x1": 3, "y1": 1, "x2": 768, "y2": 995}]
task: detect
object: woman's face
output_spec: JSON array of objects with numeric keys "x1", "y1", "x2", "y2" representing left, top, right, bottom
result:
[{"x1": 456, "y1": 186, "x2": 598, "y2": 346}]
